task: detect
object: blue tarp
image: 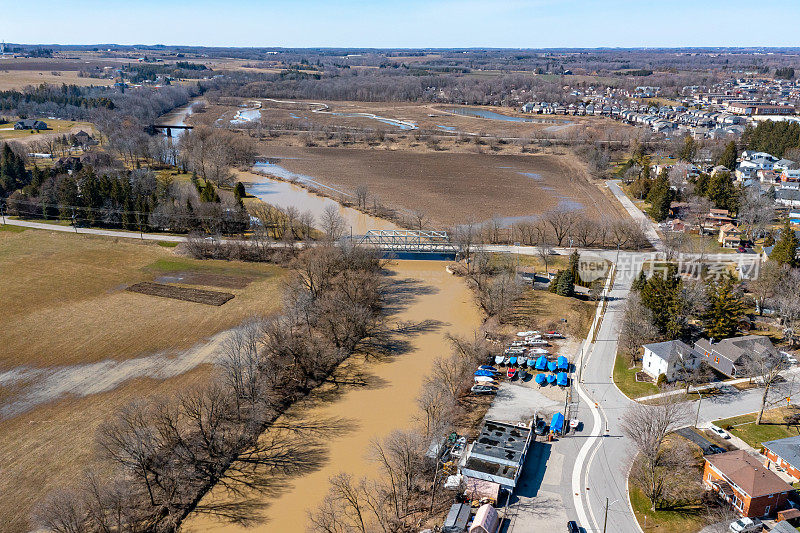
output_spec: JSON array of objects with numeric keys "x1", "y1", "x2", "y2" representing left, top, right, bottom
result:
[
  {"x1": 527, "y1": 358, "x2": 536, "y2": 367},
  {"x1": 556, "y1": 372, "x2": 569, "y2": 387},
  {"x1": 535, "y1": 373, "x2": 546, "y2": 385},
  {"x1": 509, "y1": 356, "x2": 518, "y2": 365},
  {"x1": 547, "y1": 361, "x2": 558, "y2": 372},
  {"x1": 557, "y1": 356, "x2": 569, "y2": 370},
  {"x1": 546, "y1": 373, "x2": 557, "y2": 384},
  {"x1": 535, "y1": 356, "x2": 548, "y2": 370},
  {"x1": 551, "y1": 412, "x2": 565, "y2": 434},
  {"x1": 474, "y1": 370, "x2": 495, "y2": 377}
]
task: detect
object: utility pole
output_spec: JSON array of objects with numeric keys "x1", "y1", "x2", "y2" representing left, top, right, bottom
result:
[
  {"x1": 1, "y1": 201, "x2": 5, "y2": 225},
  {"x1": 603, "y1": 497, "x2": 609, "y2": 533},
  {"x1": 694, "y1": 392, "x2": 703, "y2": 428}
]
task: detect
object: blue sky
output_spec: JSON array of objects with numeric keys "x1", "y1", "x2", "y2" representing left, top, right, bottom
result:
[{"x1": 4, "y1": 0, "x2": 800, "y2": 48}]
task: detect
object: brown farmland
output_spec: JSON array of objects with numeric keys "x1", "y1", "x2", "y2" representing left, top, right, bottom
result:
[{"x1": 252, "y1": 146, "x2": 625, "y2": 227}]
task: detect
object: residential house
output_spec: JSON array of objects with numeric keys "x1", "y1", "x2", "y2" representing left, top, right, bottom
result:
[
  {"x1": 774, "y1": 159, "x2": 797, "y2": 172},
  {"x1": 704, "y1": 450, "x2": 794, "y2": 518},
  {"x1": 694, "y1": 335, "x2": 778, "y2": 378},
  {"x1": 719, "y1": 223, "x2": 743, "y2": 248},
  {"x1": 14, "y1": 119, "x2": 47, "y2": 130},
  {"x1": 642, "y1": 340, "x2": 702, "y2": 382},
  {"x1": 762, "y1": 436, "x2": 800, "y2": 482},
  {"x1": 781, "y1": 169, "x2": 800, "y2": 183},
  {"x1": 776, "y1": 188, "x2": 800, "y2": 208}
]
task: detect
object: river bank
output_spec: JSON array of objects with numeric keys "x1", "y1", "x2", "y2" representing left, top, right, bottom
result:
[{"x1": 184, "y1": 260, "x2": 483, "y2": 532}]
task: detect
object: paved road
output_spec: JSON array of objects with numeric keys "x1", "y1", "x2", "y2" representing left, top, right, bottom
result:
[
  {"x1": 606, "y1": 179, "x2": 664, "y2": 252},
  {"x1": 1, "y1": 217, "x2": 186, "y2": 242}
]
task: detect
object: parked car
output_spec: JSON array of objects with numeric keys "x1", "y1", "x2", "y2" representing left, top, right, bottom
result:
[
  {"x1": 709, "y1": 424, "x2": 731, "y2": 439},
  {"x1": 705, "y1": 445, "x2": 726, "y2": 455},
  {"x1": 567, "y1": 521, "x2": 580, "y2": 533},
  {"x1": 729, "y1": 517, "x2": 762, "y2": 532},
  {"x1": 471, "y1": 384, "x2": 498, "y2": 395}
]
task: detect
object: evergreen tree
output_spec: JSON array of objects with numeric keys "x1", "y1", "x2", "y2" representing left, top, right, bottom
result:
[
  {"x1": 703, "y1": 273, "x2": 746, "y2": 340},
  {"x1": 770, "y1": 219, "x2": 799, "y2": 267},
  {"x1": 705, "y1": 171, "x2": 740, "y2": 213},
  {"x1": 640, "y1": 264, "x2": 685, "y2": 339},
  {"x1": 717, "y1": 140, "x2": 737, "y2": 170},
  {"x1": 200, "y1": 181, "x2": 220, "y2": 203},
  {"x1": 555, "y1": 269, "x2": 575, "y2": 297},
  {"x1": 679, "y1": 135, "x2": 697, "y2": 162},
  {"x1": 646, "y1": 170, "x2": 674, "y2": 222},
  {"x1": 631, "y1": 270, "x2": 648, "y2": 292}
]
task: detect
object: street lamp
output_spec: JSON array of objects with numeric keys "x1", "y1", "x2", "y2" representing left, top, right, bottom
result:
[{"x1": 603, "y1": 498, "x2": 619, "y2": 533}]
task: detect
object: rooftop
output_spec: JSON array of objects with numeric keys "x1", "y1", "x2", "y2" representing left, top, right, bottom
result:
[
  {"x1": 763, "y1": 436, "x2": 800, "y2": 470},
  {"x1": 643, "y1": 340, "x2": 701, "y2": 364},
  {"x1": 706, "y1": 450, "x2": 793, "y2": 498}
]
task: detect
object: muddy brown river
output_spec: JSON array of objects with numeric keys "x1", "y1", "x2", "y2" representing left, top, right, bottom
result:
[{"x1": 185, "y1": 260, "x2": 481, "y2": 532}]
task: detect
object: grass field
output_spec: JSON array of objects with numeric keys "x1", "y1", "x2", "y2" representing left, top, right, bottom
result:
[
  {"x1": 715, "y1": 406, "x2": 800, "y2": 448},
  {"x1": 0, "y1": 227, "x2": 287, "y2": 532},
  {"x1": 630, "y1": 486, "x2": 707, "y2": 533}
]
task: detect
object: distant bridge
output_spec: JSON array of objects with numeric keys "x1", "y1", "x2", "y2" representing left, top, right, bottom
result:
[
  {"x1": 358, "y1": 230, "x2": 460, "y2": 258},
  {"x1": 150, "y1": 124, "x2": 194, "y2": 137}
]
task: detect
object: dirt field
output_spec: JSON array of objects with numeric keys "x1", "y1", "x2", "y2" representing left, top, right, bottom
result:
[
  {"x1": 0, "y1": 227, "x2": 287, "y2": 532},
  {"x1": 127, "y1": 281, "x2": 236, "y2": 305},
  {"x1": 250, "y1": 146, "x2": 625, "y2": 226}
]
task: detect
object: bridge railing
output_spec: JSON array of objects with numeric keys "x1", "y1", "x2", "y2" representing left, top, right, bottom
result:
[{"x1": 357, "y1": 229, "x2": 460, "y2": 253}]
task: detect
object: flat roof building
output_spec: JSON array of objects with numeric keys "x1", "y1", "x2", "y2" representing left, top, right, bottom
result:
[{"x1": 459, "y1": 420, "x2": 533, "y2": 490}]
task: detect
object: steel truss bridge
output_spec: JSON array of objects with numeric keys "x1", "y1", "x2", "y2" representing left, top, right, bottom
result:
[{"x1": 357, "y1": 230, "x2": 460, "y2": 256}]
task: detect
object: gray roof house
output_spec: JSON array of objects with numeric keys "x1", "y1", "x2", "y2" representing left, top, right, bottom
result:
[
  {"x1": 762, "y1": 436, "x2": 800, "y2": 481},
  {"x1": 694, "y1": 335, "x2": 778, "y2": 378},
  {"x1": 642, "y1": 340, "x2": 703, "y2": 381},
  {"x1": 14, "y1": 119, "x2": 47, "y2": 130}
]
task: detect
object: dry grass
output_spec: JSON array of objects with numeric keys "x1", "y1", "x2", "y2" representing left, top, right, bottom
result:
[
  {"x1": 504, "y1": 288, "x2": 596, "y2": 338},
  {"x1": 0, "y1": 229, "x2": 285, "y2": 368},
  {"x1": 0, "y1": 69, "x2": 114, "y2": 91}
]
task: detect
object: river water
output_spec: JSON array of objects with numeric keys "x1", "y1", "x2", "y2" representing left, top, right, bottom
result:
[
  {"x1": 184, "y1": 260, "x2": 482, "y2": 532},
  {"x1": 240, "y1": 163, "x2": 400, "y2": 235}
]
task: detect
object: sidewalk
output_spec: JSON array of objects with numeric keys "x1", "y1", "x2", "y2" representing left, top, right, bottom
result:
[
  {"x1": 606, "y1": 180, "x2": 663, "y2": 251},
  {"x1": 636, "y1": 366, "x2": 800, "y2": 403}
]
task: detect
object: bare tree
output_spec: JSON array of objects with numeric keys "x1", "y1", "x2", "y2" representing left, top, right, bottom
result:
[
  {"x1": 537, "y1": 243, "x2": 554, "y2": 275},
  {"x1": 320, "y1": 204, "x2": 346, "y2": 241},
  {"x1": 621, "y1": 399, "x2": 690, "y2": 511},
  {"x1": 355, "y1": 185, "x2": 369, "y2": 210},
  {"x1": 739, "y1": 185, "x2": 775, "y2": 241},
  {"x1": 745, "y1": 344, "x2": 789, "y2": 425},
  {"x1": 543, "y1": 208, "x2": 577, "y2": 246},
  {"x1": 775, "y1": 267, "x2": 800, "y2": 346},
  {"x1": 618, "y1": 293, "x2": 660, "y2": 364}
]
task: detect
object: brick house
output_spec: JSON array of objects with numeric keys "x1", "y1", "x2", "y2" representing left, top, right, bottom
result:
[
  {"x1": 762, "y1": 436, "x2": 800, "y2": 482},
  {"x1": 704, "y1": 450, "x2": 794, "y2": 518}
]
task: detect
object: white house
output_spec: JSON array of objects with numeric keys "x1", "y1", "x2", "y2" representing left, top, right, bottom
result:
[{"x1": 642, "y1": 340, "x2": 703, "y2": 382}]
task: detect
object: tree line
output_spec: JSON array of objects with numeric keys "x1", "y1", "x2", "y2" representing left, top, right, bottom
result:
[{"x1": 33, "y1": 244, "x2": 390, "y2": 532}]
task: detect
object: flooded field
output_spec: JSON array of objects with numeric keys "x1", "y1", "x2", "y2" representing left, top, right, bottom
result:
[
  {"x1": 238, "y1": 166, "x2": 400, "y2": 234},
  {"x1": 244, "y1": 147, "x2": 625, "y2": 227},
  {"x1": 185, "y1": 260, "x2": 483, "y2": 532}
]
